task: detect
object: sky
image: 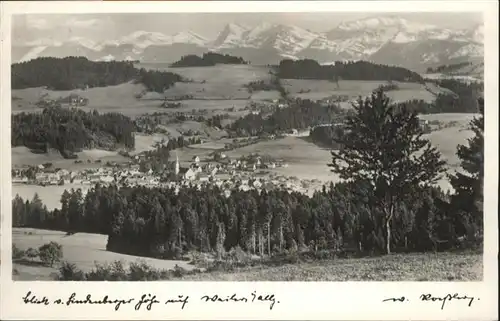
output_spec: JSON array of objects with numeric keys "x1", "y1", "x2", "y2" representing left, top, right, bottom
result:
[{"x1": 12, "y1": 12, "x2": 483, "y2": 45}]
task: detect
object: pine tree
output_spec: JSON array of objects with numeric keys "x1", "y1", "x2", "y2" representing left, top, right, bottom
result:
[
  {"x1": 329, "y1": 90, "x2": 446, "y2": 254},
  {"x1": 449, "y1": 98, "x2": 484, "y2": 237}
]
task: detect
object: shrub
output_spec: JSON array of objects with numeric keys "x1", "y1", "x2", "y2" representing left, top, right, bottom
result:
[
  {"x1": 25, "y1": 248, "x2": 39, "y2": 261},
  {"x1": 56, "y1": 260, "x2": 175, "y2": 281},
  {"x1": 38, "y1": 242, "x2": 63, "y2": 267},
  {"x1": 86, "y1": 261, "x2": 128, "y2": 281},
  {"x1": 58, "y1": 261, "x2": 86, "y2": 281},
  {"x1": 12, "y1": 244, "x2": 25, "y2": 260}
]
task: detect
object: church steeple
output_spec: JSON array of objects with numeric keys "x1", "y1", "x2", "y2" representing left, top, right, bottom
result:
[{"x1": 175, "y1": 152, "x2": 180, "y2": 175}]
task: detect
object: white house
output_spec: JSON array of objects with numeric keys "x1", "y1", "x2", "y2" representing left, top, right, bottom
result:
[
  {"x1": 184, "y1": 168, "x2": 197, "y2": 181},
  {"x1": 192, "y1": 156, "x2": 200, "y2": 164},
  {"x1": 100, "y1": 175, "x2": 114, "y2": 183},
  {"x1": 12, "y1": 177, "x2": 28, "y2": 184}
]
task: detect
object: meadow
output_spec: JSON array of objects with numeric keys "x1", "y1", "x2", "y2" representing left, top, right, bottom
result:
[
  {"x1": 12, "y1": 146, "x2": 130, "y2": 168},
  {"x1": 138, "y1": 64, "x2": 272, "y2": 100},
  {"x1": 180, "y1": 251, "x2": 482, "y2": 281},
  {"x1": 12, "y1": 227, "x2": 194, "y2": 281},
  {"x1": 281, "y1": 79, "x2": 453, "y2": 105}
]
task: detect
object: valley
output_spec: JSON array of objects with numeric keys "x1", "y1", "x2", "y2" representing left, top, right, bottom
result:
[{"x1": 10, "y1": 41, "x2": 483, "y2": 281}]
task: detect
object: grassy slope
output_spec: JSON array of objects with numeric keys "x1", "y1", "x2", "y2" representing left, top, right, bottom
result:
[
  {"x1": 12, "y1": 227, "x2": 194, "y2": 281},
  {"x1": 180, "y1": 251, "x2": 482, "y2": 281}
]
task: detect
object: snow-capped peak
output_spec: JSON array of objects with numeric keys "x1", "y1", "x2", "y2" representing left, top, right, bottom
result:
[
  {"x1": 171, "y1": 31, "x2": 208, "y2": 46},
  {"x1": 117, "y1": 31, "x2": 172, "y2": 49},
  {"x1": 24, "y1": 38, "x2": 63, "y2": 47},
  {"x1": 68, "y1": 36, "x2": 102, "y2": 51},
  {"x1": 336, "y1": 16, "x2": 410, "y2": 31},
  {"x1": 213, "y1": 23, "x2": 250, "y2": 47}
]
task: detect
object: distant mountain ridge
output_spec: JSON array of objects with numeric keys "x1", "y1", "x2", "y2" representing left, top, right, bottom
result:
[{"x1": 13, "y1": 16, "x2": 483, "y2": 72}]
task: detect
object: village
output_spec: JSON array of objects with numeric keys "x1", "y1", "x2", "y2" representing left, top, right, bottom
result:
[{"x1": 11, "y1": 147, "x2": 318, "y2": 199}]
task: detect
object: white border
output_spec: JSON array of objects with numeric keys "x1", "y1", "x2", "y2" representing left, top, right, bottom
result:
[{"x1": 0, "y1": 1, "x2": 498, "y2": 320}]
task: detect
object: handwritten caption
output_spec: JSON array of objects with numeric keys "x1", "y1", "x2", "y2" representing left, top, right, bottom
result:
[
  {"x1": 22, "y1": 291, "x2": 279, "y2": 311},
  {"x1": 383, "y1": 293, "x2": 479, "y2": 310}
]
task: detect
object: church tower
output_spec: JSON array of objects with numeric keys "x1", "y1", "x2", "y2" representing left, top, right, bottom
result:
[{"x1": 175, "y1": 152, "x2": 180, "y2": 175}]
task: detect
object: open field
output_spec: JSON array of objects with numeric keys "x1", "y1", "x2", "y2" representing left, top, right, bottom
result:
[
  {"x1": 11, "y1": 82, "x2": 169, "y2": 118},
  {"x1": 281, "y1": 79, "x2": 454, "y2": 104},
  {"x1": 136, "y1": 64, "x2": 272, "y2": 100},
  {"x1": 385, "y1": 88, "x2": 435, "y2": 103},
  {"x1": 420, "y1": 113, "x2": 478, "y2": 123},
  {"x1": 11, "y1": 83, "x2": 254, "y2": 119},
  {"x1": 282, "y1": 79, "x2": 386, "y2": 100},
  {"x1": 226, "y1": 136, "x2": 339, "y2": 182},
  {"x1": 11, "y1": 227, "x2": 194, "y2": 281},
  {"x1": 12, "y1": 146, "x2": 130, "y2": 169},
  {"x1": 180, "y1": 251, "x2": 482, "y2": 281}
]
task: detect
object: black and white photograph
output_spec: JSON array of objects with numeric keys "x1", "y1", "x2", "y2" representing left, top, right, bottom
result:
[
  {"x1": 1, "y1": 1, "x2": 498, "y2": 319},
  {"x1": 6, "y1": 9, "x2": 489, "y2": 281}
]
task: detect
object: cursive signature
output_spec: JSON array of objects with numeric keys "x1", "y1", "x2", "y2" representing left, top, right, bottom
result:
[{"x1": 419, "y1": 293, "x2": 478, "y2": 310}]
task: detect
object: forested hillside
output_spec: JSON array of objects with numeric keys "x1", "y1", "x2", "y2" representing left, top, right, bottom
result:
[
  {"x1": 426, "y1": 62, "x2": 472, "y2": 74},
  {"x1": 276, "y1": 59, "x2": 424, "y2": 82},
  {"x1": 12, "y1": 107, "x2": 135, "y2": 157},
  {"x1": 171, "y1": 52, "x2": 248, "y2": 67},
  {"x1": 11, "y1": 56, "x2": 182, "y2": 92},
  {"x1": 228, "y1": 99, "x2": 345, "y2": 137}
]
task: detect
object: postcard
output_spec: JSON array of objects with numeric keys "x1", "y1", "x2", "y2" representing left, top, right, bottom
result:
[{"x1": 0, "y1": 1, "x2": 498, "y2": 320}]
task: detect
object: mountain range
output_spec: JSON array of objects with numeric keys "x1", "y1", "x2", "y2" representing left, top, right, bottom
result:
[{"x1": 12, "y1": 16, "x2": 484, "y2": 72}]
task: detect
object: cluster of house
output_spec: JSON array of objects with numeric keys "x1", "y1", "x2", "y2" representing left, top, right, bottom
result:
[
  {"x1": 11, "y1": 165, "x2": 161, "y2": 188},
  {"x1": 36, "y1": 93, "x2": 89, "y2": 109},
  {"x1": 163, "y1": 172, "x2": 307, "y2": 198},
  {"x1": 176, "y1": 153, "x2": 289, "y2": 183}
]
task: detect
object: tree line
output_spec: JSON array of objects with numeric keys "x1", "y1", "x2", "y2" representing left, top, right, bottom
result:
[
  {"x1": 171, "y1": 52, "x2": 248, "y2": 67},
  {"x1": 309, "y1": 125, "x2": 345, "y2": 148},
  {"x1": 12, "y1": 91, "x2": 483, "y2": 258},
  {"x1": 276, "y1": 59, "x2": 424, "y2": 83},
  {"x1": 12, "y1": 56, "x2": 183, "y2": 93},
  {"x1": 228, "y1": 98, "x2": 345, "y2": 137},
  {"x1": 393, "y1": 79, "x2": 482, "y2": 114},
  {"x1": 12, "y1": 107, "x2": 135, "y2": 157},
  {"x1": 11, "y1": 179, "x2": 477, "y2": 260},
  {"x1": 426, "y1": 62, "x2": 472, "y2": 74}
]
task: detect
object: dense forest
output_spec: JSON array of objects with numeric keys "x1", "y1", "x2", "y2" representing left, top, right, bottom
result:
[
  {"x1": 394, "y1": 79, "x2": 483, "y2": 114},
  {"x1": 276, "y1": 59, "x2": 424, "y2": 83},
  {"x1": 228, "y1": 99, "x2": 345, "y2": 137},
  {"x1": 11, "y1": 57, "x2": 182, "y2": 92},
  {"x1": 309, "y1": 124, "x2": 344, "y2": 148},
  {"x1": 11, "y1": 107, "x2": 135, "y2": 157},
  {"x1": 11, "y1": 181, "x2": 476, "y2": 259},
  {"x1": 426, "y1": 62, "x2": 472, "y2": 74},
  {"x1": 135, "y1": 68, "x2": 183, "y2": 93},
  {"x1": 171, "y1": 52, "x2": 248, "y2": 67}
]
